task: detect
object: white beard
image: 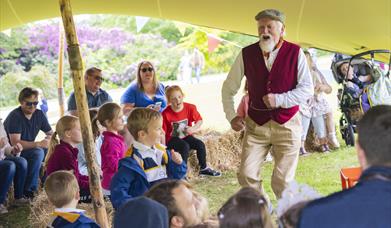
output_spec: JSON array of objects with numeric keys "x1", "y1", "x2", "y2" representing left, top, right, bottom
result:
[{"x1": 259, "y1": 38, "x2": 276, "y2": 53}]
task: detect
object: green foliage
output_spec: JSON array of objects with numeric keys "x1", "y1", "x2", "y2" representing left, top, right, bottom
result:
[
  {"x1": 1, "y1": 15, "x2": 260, "y2": 108},
  {"x1": 0, "y1": 28, "x2": 29, "y2": 58},
  {"x1": 178, "y1": 29, "x2": 258, "y2": 74},
  {"x1": 0, "y1": 66, "x2": 57, "y2": 107},
  {"x1": 85, "y1": 15, "x2": 183, "y2": 43}
]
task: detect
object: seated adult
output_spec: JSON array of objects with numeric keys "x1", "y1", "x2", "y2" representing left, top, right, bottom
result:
[
  {"x1": 299, "y1": 105, "x2": 391, "y2": 228},
  {"x1": 145, "y1": 180, "x2": 201, "y2": 228},
  {"x1": 1, "y1": 119, "x2": 28, "y2": 214},
  {"x1": 120, "y1": 61, "x2": 167, "y2": 115},
  {"x1": 4, "y1": 87, "x2": 53, "y2": 198},
  {"x1": 120, "y1": 61, "x2": 167, "y2": 146},
  {"x1": 67, "y1": 67, "x2": 112, "y2": 116}
]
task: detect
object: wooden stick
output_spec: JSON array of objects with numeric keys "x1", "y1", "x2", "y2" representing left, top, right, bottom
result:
[
  {"x1": 58, "y1": 0, "x2": 109, "y2": 227},
  {"x1": 57, "y1": 22, "x2": 65, "y2": 117}
]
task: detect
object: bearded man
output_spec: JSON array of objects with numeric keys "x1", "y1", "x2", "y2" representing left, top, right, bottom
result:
[{"x1": 221, "y1": 9, "x2": 313, "y2": 201}]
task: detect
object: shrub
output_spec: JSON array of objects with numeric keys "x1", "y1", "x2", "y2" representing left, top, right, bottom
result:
[{"x1": 0, "y1": 65, "x2": 57, "y2": 107}]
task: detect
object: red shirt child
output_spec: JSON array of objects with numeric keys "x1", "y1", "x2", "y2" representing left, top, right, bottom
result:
[{"x1": 162, "y1": 102, "x2": 202, "y2": 143}]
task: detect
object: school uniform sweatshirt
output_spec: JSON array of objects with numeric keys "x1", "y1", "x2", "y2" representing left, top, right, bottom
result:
[
  {"x1": 46, "y1": 140, "x2": 89, "y2": 190},
  {"x1": 100, "y1": 131, "x2": 126, "y2": 190}
]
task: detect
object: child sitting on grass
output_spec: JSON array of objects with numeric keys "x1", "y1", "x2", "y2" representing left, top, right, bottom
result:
[
  {"x1": 110, "y1": 108, "x2": 186, "y2": 210},
  {"x1": 44, "y1": 170, "x2": 99, "y2": 227}
]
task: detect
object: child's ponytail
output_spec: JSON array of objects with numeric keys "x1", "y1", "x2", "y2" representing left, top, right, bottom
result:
[
  {"x1": 44, "y1": 131, "x2": 59, "y2": 172},
  {"x1": 91, "y1": 117, "x2": 100, "y2": 140}
]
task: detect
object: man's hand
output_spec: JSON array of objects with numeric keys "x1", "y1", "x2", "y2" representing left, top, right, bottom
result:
[
  {"x1": 262, "y1": 93, "x2": 277, "y2": 109},
  {"x1": 11, "y1": 143, "x2": 23, "y2": 156},
  {"x1": 230, "y1": 116, "x2": 245, "y2": 132},
  {"x1": 37, "y1": 138, "x2": 50, "y2": 149},
  {"x1": 170, "y1": 149, "x2": 183, "y2": 164}
]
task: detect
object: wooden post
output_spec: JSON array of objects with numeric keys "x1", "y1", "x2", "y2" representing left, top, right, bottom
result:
[
  {"x1": 59, "y1": 1, "x2": 109, "y2": 227},
  {"x1": 57, "y1": 22, "x2": 65, "y2": 117}
]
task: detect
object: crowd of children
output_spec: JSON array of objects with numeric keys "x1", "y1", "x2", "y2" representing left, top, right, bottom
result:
[{"x1": 34, "y1": 81, "x2": 323, "y2": 227}]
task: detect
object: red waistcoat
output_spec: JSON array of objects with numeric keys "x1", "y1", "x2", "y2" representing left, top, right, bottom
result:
[{"x1": 243, "y1": 41, "x2": 300, "y2": 125}]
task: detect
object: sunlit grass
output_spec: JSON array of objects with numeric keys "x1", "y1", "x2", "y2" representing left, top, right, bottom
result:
[{"x1": 192, "y1": 145, "x2": 358, "y2": 214}]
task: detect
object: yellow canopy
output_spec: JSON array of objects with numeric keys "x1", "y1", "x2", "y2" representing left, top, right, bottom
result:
[{"x1": 1, "y1": 0, "x2": 390, "y2": 58}]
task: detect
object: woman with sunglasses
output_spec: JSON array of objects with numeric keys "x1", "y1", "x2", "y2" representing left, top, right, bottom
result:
[{"x1": 120, "y1": 61, "x2": 167, "y2": 116}]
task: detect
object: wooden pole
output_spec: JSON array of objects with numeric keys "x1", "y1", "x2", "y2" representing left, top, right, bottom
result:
[
  {"x1": 59, "y1": 1, "x2": 109, "y2": 227},
  {"x1": 57, "y1": 22, "x2": 65, "y2": 117}
]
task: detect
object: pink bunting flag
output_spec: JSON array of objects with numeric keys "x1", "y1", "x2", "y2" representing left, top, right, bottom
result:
[{"x1": 207, "y1": 34, "x2": 221, "y2": 53}]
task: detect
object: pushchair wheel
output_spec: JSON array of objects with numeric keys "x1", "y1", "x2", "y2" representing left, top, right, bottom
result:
[{"x1": 344, "y1": 125, "x2": 355, "y2": 146}]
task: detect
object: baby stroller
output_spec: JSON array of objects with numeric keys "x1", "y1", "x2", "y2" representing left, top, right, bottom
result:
[{"x1": 331, "y1": 50, "x2": 391, "y2": 146}]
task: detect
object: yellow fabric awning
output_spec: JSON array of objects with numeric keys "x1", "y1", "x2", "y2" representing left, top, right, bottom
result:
[{"x1": 1, "y1": 0, "x2": 390, "y2": 59}]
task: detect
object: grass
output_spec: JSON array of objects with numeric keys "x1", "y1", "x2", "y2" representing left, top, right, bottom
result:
[
  {"x1": 0, "y1": 145, "x2": 358, "y2": 227},
  {"x1": 192, "y1": 145, "x2": 358, "y2": 214}
]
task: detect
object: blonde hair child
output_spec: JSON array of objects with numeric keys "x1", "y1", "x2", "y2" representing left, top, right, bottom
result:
[
  {"x1": 44, "y1": 170, "x2": 99, "y2": 227},
  {"x1": 44, "y1": 115, "x2": 91, "y2": 202}
]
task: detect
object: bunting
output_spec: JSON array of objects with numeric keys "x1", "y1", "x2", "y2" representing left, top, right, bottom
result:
[
  {"x1": 2, "y1": 29, "x2": 11, "y2": 36},
  {"x1": 174, "y1": 22, "x2": 188, "y2": 36},
  {"x1": 135, "y1": 16, "x2": 150, "y2": 33},
  {"x1": 207, "y1": 34, "x2": 222, "y2": 53}
]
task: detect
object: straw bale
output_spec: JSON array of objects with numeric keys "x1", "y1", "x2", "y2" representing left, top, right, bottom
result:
[{"x1": 187, "y1": 129, "x2": 242, "y2": 178}]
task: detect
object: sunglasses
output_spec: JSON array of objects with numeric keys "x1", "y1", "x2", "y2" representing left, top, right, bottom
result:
[
  {"x1": 141, "y1": 67, "x2": 154, "y2": 73},
  {"x1": 94, "y1": 76, "x2": 104, "y2": 82},
  {"x1": 25, "y1": 101, "x2": 39, "y2": 107}
]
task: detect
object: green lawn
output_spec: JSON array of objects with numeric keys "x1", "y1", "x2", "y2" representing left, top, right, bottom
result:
[
  {"x1": 192, "y1": 146, "x2": 358, "y2": 214},
  {"x1": 0, "y1": 146, "x2": 358, "y2": 227}
]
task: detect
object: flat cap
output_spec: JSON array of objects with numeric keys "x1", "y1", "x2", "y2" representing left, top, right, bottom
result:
[{"x1": 255, "y1": 9, "x2": 285, "y2": 24}]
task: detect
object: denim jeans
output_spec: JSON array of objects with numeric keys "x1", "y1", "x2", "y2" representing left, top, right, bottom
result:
[
  {"x1": 5, "y1": 156, "x2": 28, "y2": 199},
  {"x1": 301, "y1": 115, "x2": 327, "y2": 141},
  {"x1": 0, "y1": 160, "x2": 15, "y2": 204},
  {"x1": 20, "y1": 148, "x2": 45, "y2": 192},
  {"x1": 193, "y1": 66, "x2": 202, "y2": 83}
]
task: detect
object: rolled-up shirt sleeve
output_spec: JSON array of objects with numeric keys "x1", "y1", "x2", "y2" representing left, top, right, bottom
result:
[
  {"x1": 275, "y1": 49, "x2": 314, "y2": 108},
  {"x1": 222, "y1": 51, "x2": 245, "y2": 122}
]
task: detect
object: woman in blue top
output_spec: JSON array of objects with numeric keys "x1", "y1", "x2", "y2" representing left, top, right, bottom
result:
[{"x1": 121, "y1": 61, "x2": 167, "y2": 116}]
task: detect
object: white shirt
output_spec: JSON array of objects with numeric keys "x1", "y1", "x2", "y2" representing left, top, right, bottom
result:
[
  {"x1": 0, "y1": 119, "x2": 12, "y2": 160},
  {"x1": 222, "y1": 43, "x2": 314, "y2": 122},
  {"x1": 54, "y1": 208, "x2": 86, "y2": 213},
  {"x1": 133, "y1": 141, "x2": 168, "y2": 182}
]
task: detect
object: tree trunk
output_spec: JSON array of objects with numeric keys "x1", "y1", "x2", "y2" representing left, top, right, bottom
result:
[{"x1": 58, "y1": 0, "x2": 109, "y2": 227}]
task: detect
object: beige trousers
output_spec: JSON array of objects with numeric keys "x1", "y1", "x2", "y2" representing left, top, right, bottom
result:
[{"x1": 237, "y1": 112, "x2": 301, "y2": 200}]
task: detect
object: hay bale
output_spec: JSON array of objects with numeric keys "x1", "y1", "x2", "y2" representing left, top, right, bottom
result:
[
  {"x1": 187, "y1": 129, "x2": 242, "y2": 178},
  {"x1": 5, "y1": 185, "x2": 15, "y2": 207},
  {"x1": 305, "y1": 123, "x2": 321, "y2": 152},
  {"x1": 29, "y1": 191, "x2": 114, "y2": 227}
]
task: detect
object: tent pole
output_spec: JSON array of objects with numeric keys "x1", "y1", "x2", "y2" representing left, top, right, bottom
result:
[
  {"x1": 57, "y1": 22, "x2": 65, "y2": 117},
  {"x1": 59, "y1": 0, "x2": 109, "y2": 227}
]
